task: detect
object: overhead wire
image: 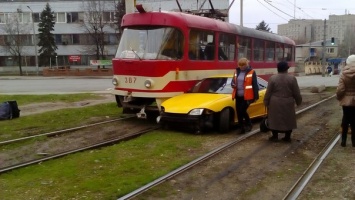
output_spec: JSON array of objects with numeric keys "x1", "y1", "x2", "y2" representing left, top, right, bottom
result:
[
  {"x1": 256, "y1": 0, "x2": 289, "y2": 21},
  {"x1": 261, "y1": 0, "x2": 294, "y2": 18}
]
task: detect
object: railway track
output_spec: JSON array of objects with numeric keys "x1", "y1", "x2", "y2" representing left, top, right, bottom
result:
[
  {"x1": 0, "y1": 116, "x2": 159, "y2": 174},
  {"x1": 0, "y1": 116, "x2": 135, "y2": 145},
  {"x1": 119, "y1": 95, "x2": 338, "y2": 200}
]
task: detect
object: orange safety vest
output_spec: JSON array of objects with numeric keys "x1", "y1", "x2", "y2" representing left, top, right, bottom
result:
[{"x1": 232, "y1": 69, "x2": 255, "y2": 100}]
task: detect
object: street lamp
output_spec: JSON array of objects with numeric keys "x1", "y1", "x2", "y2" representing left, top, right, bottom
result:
[{"x1": 27, "y1": 6, "x2": 39, "y2": 75}]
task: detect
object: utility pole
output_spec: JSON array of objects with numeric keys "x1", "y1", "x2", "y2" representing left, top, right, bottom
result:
[
  {"x1": 321, "y1": 19, "x2": 326, "y2": 77},
  {"x1": 240, "y1": 0, "x2": 243, "y2": 26},
  {"x1": 27, "y1": 6, "x2": 39, "y2": 75},
  {"x1": 294, "y1": 0, "x2": 296, "y2": 19}
]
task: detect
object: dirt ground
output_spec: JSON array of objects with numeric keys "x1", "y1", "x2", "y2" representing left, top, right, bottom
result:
[
  {"x1": 6, "y1": 89, "x2": 355, "y2": 199},
  {"x1": 133, "y1": 89, "x2": 355, "y2": 200}
]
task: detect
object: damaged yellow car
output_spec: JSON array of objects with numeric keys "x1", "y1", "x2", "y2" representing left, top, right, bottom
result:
[{"x1": 158, "y1": 74, "x2": 268, "y2": 133}]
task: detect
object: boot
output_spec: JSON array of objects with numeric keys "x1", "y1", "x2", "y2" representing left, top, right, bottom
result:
[
  {"x1": 282, "y1": 131, "x2": 292, "y2": 142},
  {"x1": 341, "y1": 124, "x2": 348, "y2": 147},
  {"x1": 269, "y1": 131, "x2": 278, "y2": 142},
  {"x1": 341, "y1": 133, "x2": 347, "y2": 147},
  {"x1": 239, "y1": 124, "x2": 246, "y2": 134},
  {"x1": 245, "y1": 122, "x2": 252, "y2": 132}
]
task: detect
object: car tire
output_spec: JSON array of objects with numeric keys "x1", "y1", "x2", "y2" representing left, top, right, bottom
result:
[{"x1": 219, "y1": 108, "x2": 230, "y2": 133}]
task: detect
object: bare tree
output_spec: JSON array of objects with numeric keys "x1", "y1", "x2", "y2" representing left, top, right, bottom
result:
[
  {"x1": 2, "y1": 12, "x2": 30, "y2": 76},
  {"x1": 82, "y1": 0, "x2": 115, "y2": 68}
]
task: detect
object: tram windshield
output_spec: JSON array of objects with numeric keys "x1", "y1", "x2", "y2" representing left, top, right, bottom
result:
[{"x1": 116, "y1": 27, "x2": 184, "y2": 60}]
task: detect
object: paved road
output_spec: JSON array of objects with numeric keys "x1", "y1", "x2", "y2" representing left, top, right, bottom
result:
[
  {"x1": 0, "y1": 76, "x2": 113, "y2": 94},
  {"x1": 296, "y1": 74, "x2": 339, "y2": 88},
  {"x1": 0, "y1": 74, "x2": 339, "y2": 95}
]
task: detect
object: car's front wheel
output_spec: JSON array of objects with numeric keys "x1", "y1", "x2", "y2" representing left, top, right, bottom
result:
[{"x1": 219, "y1": 108, "x2": 230, "y2": 133}]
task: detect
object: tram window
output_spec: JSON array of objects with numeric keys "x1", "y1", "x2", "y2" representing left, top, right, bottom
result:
[
  {"x1": 116, "y1": 27, "x2": 184, "y2": 60},
  {"x1": 204, "y1": 42, "x2": 215, "y2": 60},
  {"x1": 265, "y1": 41, "x2": 275, "y2": 61},
  {"x1": 219, "y1": 33, "x2": 235, "y2": 61},
  {"x1": 159, "y1": 28, "x2": 184, "y2": 60},
  {"x1": 276, "y1": 43, "x2": 284, "y2": 61},
  {"x1": 237, "y1": 36, "x2": 251, "y2": 61},
  {"x1": 189, "y1": 29, "x2": 214, "y2": 60},
  {"x1": 285, "y1": 45, "x2": 293, "y2": 61},
  {"x1": 253, "y1": 39, "x2": 264, "y2": 61}
]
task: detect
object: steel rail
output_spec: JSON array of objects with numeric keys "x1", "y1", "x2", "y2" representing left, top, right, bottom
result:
[
  {"x1": 118, "y1": 94, "x2": 336, "y2": 200},
  {"x1": 0, "y1": 115, "x2": 135, "y2": 145},
  {"x1": 283, "y1": 132, "x2": 340, "y2": 200},
  {"x1": 0, "y1": 126, "x2": 159, "y2": 174}
]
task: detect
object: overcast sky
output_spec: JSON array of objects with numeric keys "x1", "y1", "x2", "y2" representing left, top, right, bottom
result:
[{"x1": 229, "y1": 0, "x2": 355, "y2": 33}]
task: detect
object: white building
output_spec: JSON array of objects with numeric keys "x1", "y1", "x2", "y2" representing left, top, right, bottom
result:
[
  {"x1": 0, "y1": 0, "x2": 229, "y2": 73},
  {"x1": 0, "y1": 0, "x2": 118, "y2": 70}
]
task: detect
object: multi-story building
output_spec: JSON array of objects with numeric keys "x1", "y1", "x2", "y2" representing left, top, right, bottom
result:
[
  {"x1": 278, "y1": 14, "x2": 355, "y2": 46},
  {"x1": 0, "y1": 0, "x2": 228, "y2": 73},
  {"x1": 0, "y1": 0, "x2": 118, "y2": 70}
]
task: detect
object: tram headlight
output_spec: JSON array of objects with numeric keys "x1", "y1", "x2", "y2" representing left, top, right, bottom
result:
[
  {"x1": 112, "y1": 78, "x2": 119, "y2": 86},
  {"x1": 144, "y1": 79, "x2": 154, "y2": 88}
]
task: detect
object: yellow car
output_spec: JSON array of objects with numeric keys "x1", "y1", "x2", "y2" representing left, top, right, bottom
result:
[{"x1": 159, "y1": 74, "x2": 268, "y2": 133}]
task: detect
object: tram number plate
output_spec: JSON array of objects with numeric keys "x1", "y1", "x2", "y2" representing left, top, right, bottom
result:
[{"x1": 124, "y1": 77, "x2": 137, "y2": 83}]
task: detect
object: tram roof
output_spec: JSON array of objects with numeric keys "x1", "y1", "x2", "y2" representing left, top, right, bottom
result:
[{"x1": 122, "y1": 11, "x2": 295, "y2": 46}]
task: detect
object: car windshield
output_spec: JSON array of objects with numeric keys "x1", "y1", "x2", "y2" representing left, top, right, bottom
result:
[
  {"x1": 189, "y1": 76, "x2": 268, "y2": 94},
  {"x1": 190, "y1": 77, "x2": 233, "y2": 94}
]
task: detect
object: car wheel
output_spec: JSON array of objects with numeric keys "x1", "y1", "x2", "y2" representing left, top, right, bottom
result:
[{"x1": 219, "y1": 109, "x2": 230, "y2": 133}]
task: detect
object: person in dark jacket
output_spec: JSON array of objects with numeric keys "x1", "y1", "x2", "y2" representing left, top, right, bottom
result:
[
  {"x1": 263, "y1": 61, "x2": 302, "y2": 142},
  {"x1": 336, "y1": 54, "x2": 355, "y2": 147},
  {"x1": 231, "y1": 58, "x2": 259, "y2": 133}
]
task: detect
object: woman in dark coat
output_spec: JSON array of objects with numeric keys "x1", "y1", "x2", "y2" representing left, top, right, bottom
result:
[{"x1": 263, "y1": 61, "x2": 302, "y2": 142}]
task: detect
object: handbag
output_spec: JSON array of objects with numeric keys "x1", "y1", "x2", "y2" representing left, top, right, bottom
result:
[{"x1": 259, "y1": 107, "x2": 269, "y2": 132}]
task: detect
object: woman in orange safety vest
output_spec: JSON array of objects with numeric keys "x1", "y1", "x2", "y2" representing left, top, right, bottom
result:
[{"x1": 231, "y1": 58, "x2": 259, "y2": 134}]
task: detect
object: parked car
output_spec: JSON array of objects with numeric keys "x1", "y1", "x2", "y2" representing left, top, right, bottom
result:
[{"x1": 158, "y1": 74, "x2": 268, "y2": 133}]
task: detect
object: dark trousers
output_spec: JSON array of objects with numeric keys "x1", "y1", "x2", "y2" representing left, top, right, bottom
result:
[
  {"x1": 341, "y1": 106, "x2": 355, "y2": 144},
  {"x1": 235, "y1": 96, "x2": 251, "y2": 128}
]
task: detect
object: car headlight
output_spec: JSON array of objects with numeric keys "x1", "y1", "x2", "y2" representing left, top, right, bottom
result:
[
  {"x1": 188, "y1": 108, "x2": 204, "y2": 116},
  {"x1": 112, "y1": 78, "x2": 119, "y2": 86},
  {"x1": 144, "y1": 79, "x2": 154, "y2": 88}
]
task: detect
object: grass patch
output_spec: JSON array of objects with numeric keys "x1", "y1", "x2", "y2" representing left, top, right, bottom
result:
[
  {"x1": 0, "y1": 131, "x2": 211, "y2": 200},
  {"x1": 0, "y1": 94, "x2": 217, "y2": 199},
  {"x1": 0, "y1": 93, "x2": 106, "y2": 106},
  {"x1": 0, "y1": 103, "x2": 120, "y2": 141}
]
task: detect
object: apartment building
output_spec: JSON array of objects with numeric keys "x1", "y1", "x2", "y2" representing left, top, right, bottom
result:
[
  {"x1": 278, "y1": 14, "x2": 355, "y2": 45},
  {"x1": 0, "y1": 0, "x2": 228, "y2": 71},
  {"x1": 0, "y1": 0, "x2": 119, "y2": 68}
]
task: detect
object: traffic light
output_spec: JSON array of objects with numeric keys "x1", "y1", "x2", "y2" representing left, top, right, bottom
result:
[{"x1": 331, "y1": 37, "x2": 335, "y2": 45}]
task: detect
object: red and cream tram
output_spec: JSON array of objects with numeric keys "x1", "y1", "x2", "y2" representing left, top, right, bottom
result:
[{"x1": 111, "y1": 9, "x2": 295, "y2": 117}]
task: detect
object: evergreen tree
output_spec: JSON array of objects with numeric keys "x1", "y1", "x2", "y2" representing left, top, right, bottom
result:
[
  {"x1": 115, "y1": 0, "x2": 126, "y2": 41},
  {"x1": 38, "y1": 3, "x2": 57, "y2": 67},
  {"x1": 256, "y1": 20, "x2": 271, "y2": 32}
]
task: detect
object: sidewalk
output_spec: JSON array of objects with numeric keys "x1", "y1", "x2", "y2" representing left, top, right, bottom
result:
[
  {"x1": 296, "y1": 74, "x2": 339, "y2": 88},
  {"x1": 1, "y1": 74, "x2": 339, "y2": 87}
]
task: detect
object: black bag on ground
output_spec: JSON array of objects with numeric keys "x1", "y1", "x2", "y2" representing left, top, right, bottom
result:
[
  {"x1": 0, "y1": 101, "x2": 20, "y2": 120},
  {"x1": 259, "y1": 116, "x2": 269, "y2": 132}
]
